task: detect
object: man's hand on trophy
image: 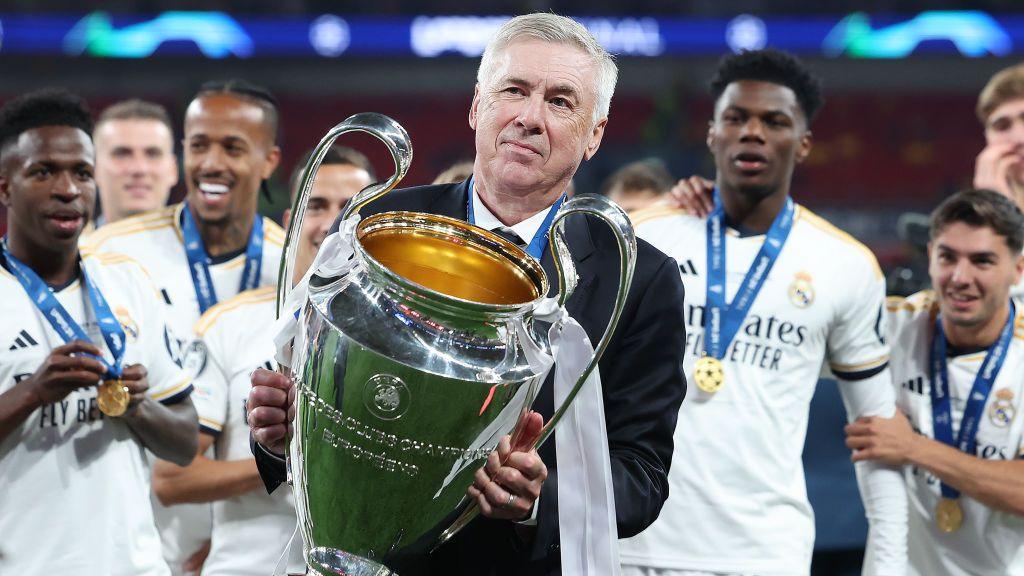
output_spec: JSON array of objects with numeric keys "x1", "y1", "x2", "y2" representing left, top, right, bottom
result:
[
  {"x1": 468, "y1": 410, "x2": 547, "y2": 521},
  {"x1": 247, "y1": 368, "x2": 296, "y2": 457}
]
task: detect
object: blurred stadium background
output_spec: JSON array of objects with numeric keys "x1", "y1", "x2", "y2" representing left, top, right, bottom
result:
[{"x1": 0, "y1": 2, "x2": 1019, "y2": 573}]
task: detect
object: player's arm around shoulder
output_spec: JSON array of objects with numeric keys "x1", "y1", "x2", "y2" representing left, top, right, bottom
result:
[{"x1": 597, "y1": 239, "x2": 687, "y2": 536}]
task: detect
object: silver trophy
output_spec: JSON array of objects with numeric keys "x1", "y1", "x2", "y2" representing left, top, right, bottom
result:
[{"x1": 279, "y1": 113, "x2": 636, "y2": 575}]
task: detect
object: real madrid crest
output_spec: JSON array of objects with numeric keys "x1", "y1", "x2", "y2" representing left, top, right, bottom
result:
[
  {"x1": 788, "y1": 271, "x2": 815, "y2": 309},
  {"x1": 988, "y1": 388, "x2": 1016, "y2": 428},
  {"x1": 114, "y1": 306, "x2": 139, "y2": 340}
]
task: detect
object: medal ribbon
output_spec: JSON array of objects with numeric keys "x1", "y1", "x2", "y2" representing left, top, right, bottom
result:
[
  {"x1": 466, "y1": 176, "x2": 566, "y2": 260},
  {"x1": 704, "y1": 192, "x2": 795, "y2": 359},
  {"x1": 930, "y1": 301, "x2": 1015, "y2": 499},
  {"x1": 1, "y1": 240, "x2": 125, "y2": 379},
  {"x1": 181, "y1": 202, "x2": 264, "y2": 314}
]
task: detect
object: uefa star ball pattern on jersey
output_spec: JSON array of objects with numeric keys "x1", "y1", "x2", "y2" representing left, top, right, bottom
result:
[
  {"x1": 619, "y1": 205, "x2": 889, "y2": 575},
  {"x1": 80, "y1": 203, "x2": 284, "y2": 575},
  {"x1": 185, "y1": 286, "x2": 296, "y2": 576},
  {"x1": 887, "y1": 290, "x2": 1024, "y2": 576},
  {"x1": 0, "y1": 250, "x2": 191, "y2": 576}
]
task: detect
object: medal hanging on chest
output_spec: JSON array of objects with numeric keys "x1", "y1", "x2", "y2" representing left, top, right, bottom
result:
[
  {"x1": 929, "y1": 302, "x2": 1015, "y2": 532},
  {"x1": 2, "y1": 241, "x2": 129, "y2": 416},
  {"x1": 700, "y1": 193, "x2": 795, "y2": 393}
]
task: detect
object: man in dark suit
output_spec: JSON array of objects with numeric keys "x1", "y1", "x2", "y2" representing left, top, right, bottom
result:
[{"x1": 246, "y1": 12, "x2": 686, "y2": 575}]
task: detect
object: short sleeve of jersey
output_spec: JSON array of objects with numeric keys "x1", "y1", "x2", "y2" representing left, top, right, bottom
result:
[
  {"x1": 827, "y1": 256, "x2": 891, "y2": 380},
  {"x1": 91, "y1": 257, "x2": 193, "y2": 404},
  {"x1": 184, "y1": 334, "x2": 229, "y2": 437}
]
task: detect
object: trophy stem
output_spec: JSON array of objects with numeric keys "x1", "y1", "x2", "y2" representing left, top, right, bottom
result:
[{"x1": 308, "y1": 547, "x2": 397, "y2": 576}]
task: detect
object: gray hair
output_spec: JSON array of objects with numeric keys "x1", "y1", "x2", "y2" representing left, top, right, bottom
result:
[{"x1": 477, "y1": 13, "x2": 618, "y2": 122}]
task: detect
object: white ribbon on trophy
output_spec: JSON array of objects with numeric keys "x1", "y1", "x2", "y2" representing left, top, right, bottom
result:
[{"x1": 532, "y1": 298, "x2": 620, "y2": 576}]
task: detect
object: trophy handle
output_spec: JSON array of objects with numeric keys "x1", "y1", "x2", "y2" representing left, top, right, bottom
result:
[
  {"x1": 531, "y1": 193, "x2": 637, "y2": 447},
  {"x1": 276, "y1": 112, "x2": 413, "y2": 319},
  {"x1": 437, "y1": 195, "x2": 636, "y2": 548}
]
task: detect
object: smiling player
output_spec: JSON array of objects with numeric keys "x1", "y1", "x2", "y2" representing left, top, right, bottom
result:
[{"x1": 81, "y1": 79, "x2": 284, "y2": 575}]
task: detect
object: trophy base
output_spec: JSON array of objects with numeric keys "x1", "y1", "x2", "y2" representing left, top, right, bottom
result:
[{"x1": 308, "y1": 547, "x2": 396, "y2": 576}]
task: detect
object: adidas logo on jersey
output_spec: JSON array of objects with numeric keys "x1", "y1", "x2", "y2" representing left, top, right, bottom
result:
[
  {"x1": 8, "y1": 329, "x2": 38, "y2": 351},
  {"x1": 678, "y1": 259, "x2": 698, "y2": 275}
]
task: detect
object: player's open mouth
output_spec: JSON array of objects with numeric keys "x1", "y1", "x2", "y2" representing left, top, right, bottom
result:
[
  {"x1": 733, "y1": 152, "x2": 768, "y2": 173},
  {"x1": 946, "y1": 292, "x2": 979, "y2": 310},
  {"x1": 46, "y1": 212, "x2": 84, "y2": 233},
  {"x1": 197, "y1": 182, "x2": 230, "y2": 195}
]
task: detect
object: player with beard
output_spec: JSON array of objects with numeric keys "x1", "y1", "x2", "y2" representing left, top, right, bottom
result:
[
  {"x1": 0, "y1": 89, "x2": 197, "y2": 574},
  {"x1": 848, "y1": 190, "x2": 1024, "y2": 575},
  {"x1": 619, "y1": 49, "x2": 907, "y2": 575},
  {"x1": 82, "y1": 79, "x2": 284, "y2": 575},
  {"x1": 149, "y1": 146, "x2": 373, "y2": 576}
]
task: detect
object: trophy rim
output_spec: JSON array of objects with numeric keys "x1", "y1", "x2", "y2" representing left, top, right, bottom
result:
[{"x1": 355, "y1": 211, "x2": 550, "y2": 314}]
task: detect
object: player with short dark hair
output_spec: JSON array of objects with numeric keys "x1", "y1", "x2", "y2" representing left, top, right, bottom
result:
[
  {"x1": 620, "y1": 49, "x2": 907, "y2": 575},
  {"x1": 284, "y1": 146, "x2": 374, "y2": 285},
  {"x1": 82, "y1": 79, "x2": 286, "y2": 575},
  {"x1": 850, "y1": 189, "x2": 1024, "y2": 575},
  {"x1": 0, "y1": 88, "x2": 197, "y2": 575}
]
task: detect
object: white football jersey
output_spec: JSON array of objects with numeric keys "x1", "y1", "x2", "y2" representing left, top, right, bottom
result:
[
  {"x1": 887, "y1": 290, "x2": 1024, "y2": 576},
  {"x1": 0, "y1": 250, "x2": 191, "y2": 576},
  {"x1": 186, "y1": 286, "x2": 296, "y2": 576},
  {"x1": 80, "y1": 203, "x2": 284, "y2": 575},
  {"x1": 619, "y1": 205, "x2": 890, "y2": 575}
]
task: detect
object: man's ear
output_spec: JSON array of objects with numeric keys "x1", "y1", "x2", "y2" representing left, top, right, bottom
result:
[
  {"x1": 262, "y1": 146, "x2": 282, "y2": 180},
  {"x1": 706, "y1": 120, "x2": 715, "y2": 150},
  {"x1": 0, "y1": 174, "x2": 10, "y2": 208},
  {"x1": 795, "y1": 130, "x2": 813, "y2": 164},
  {"x1": 582, "y1": 117, "x2": 608, "y2": 161},
  {"x1": 1015, "y1": 250, "x2": 1024, "y2": 286},
  {"x1": 282, "y1": 208, "x2": 291, "y2": 234},
  {"x1": 468, "y1": 84, "x2": 481, "y2": 130}
]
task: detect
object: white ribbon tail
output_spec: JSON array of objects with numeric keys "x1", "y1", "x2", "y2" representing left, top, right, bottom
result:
[{"x1": 538, "y1": 302, "x2": 619, "y2": 576}]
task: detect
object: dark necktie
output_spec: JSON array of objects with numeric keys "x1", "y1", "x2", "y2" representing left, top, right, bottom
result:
[{"x1": 491, "y1": 226, "x2": 528, "y2": 250}]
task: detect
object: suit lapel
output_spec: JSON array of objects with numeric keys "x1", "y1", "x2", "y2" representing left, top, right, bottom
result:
[
  {"x1": 427, "y1": 178, "x2": 471, "y2": 220},
  {"x1": 540, "y1": 211, "x2": 595, "y2": 300}
]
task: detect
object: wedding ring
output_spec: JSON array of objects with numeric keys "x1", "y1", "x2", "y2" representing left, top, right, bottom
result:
[{"x1": 505, "y1": 493, "x2": 517, "y2": 509}]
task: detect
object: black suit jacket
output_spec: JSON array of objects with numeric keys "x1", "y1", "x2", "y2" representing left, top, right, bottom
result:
[{"x1": 256, "y1": 180, "x2": 687, "y2": 575}]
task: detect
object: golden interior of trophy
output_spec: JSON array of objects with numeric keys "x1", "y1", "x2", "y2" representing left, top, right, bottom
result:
[{"x1": 358, "y1": 212, "x2": 544, "y2": 306}]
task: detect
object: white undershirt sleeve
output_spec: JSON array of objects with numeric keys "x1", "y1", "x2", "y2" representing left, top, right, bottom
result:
[{"x1": 836, "y1": 368, "x2": 908, "y2": 576}]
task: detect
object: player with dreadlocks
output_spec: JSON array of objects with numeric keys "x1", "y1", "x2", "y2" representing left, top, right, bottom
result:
[{"x1": 83, "y1": 79, "x2": 285, "y2": 575}]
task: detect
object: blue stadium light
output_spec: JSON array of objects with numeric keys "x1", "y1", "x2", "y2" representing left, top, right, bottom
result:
[
  {"x1": 822, "y1": 11, "x2": 1013, "y2": 58},
  {"x1": 62, "y1": 11, "x2": 254, "y2": 58},
  {"x1": 726, "y1": 14, "x2": 767, "y2": 53},
  {"x1": 0, "y1": 11, "x2": 1018, "y2": 59}
]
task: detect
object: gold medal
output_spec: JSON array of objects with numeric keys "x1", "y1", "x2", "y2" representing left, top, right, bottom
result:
[
  {"x1": 98, "y1": 380, "x2": 130, "y2": 417},
  {"x1": 935, "y1": 498, "x2": 963, "y2": 533},
  {"x1": 694, "y1": 356, "x2": 725, "y2": 394}
]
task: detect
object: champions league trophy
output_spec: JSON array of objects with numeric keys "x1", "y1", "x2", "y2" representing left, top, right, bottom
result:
[{"x1": 278, "y1": 113, "x2": 636, "y2": 575}]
